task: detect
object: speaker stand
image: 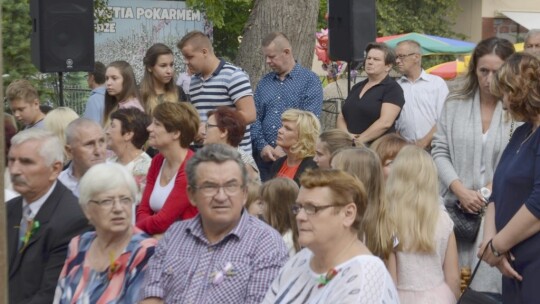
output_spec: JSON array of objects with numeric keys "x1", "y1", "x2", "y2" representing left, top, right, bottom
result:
[
  {"x1": 57, "y1": 72, "x2": 64, "y2": 107},
  {"x1": 347, "y1": 62, "x2": 352, "y2": 93}
]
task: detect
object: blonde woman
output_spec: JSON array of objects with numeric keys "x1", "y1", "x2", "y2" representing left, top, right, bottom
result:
[
  {"x1": 387, "y1": 146, "x2": 459, "y2": 303},
  {"x1": 260, "y1": 177, "x2": 300, "y2": 256},
  {"x1": 331, "y1": 147, "x2": 396, "y2": 281},
  {"x1": 269, "y1": 109, "x2": 320, "y2": 185},
  {"x1": 44, "y1": 107, "x2": 79, "y2": 166}
]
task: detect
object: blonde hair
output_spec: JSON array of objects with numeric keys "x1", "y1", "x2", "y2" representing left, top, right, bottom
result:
[
  {"x1": 261, "y1": 177, "x2": 300, "y2": 252},
  {"x1": 44, "y1": 107, "x2": 79, "y2": 162},
  {"x1": 386, "y1": 145, "x2": 440, "y2": 253},
  {"x1": 370, "y1": 133, "x2": 410, "y2": 166},
  {"x1": 6, "y1": 79, "x2": 39, "y2": 102},
  {"x1": 245, "y1": 179, "x2": 261, "y2": 212},
  {"x1": 281, "y1": 109, "x2": 320, "y2": 159},
  {"x1": 318, "y1": 128, "x2": 354, "y2": 155},
  {"x1": 331, "y1": 147, "x2": 394, "y2": 260}
]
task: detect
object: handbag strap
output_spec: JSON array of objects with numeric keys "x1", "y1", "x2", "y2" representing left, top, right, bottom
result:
[{"x1": 465, "y1": 241, "x2": 490, "y2": 289}]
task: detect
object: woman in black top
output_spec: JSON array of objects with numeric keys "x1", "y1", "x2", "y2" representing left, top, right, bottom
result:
[{"x1": 337, "y1": 42, "x2": 405, "y2": 145}]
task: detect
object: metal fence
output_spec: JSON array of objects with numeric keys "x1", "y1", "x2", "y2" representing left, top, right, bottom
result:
[{"x1": 42, "y1": 84, "x2": 91, "y2": 115}]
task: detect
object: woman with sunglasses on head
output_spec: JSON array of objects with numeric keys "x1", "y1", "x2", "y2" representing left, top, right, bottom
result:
[{"x1": 263, "y1": 169, "x2": 398, "y2": 304}]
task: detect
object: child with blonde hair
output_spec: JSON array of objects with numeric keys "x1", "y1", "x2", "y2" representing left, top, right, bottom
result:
[
  {"x1": 260, "y1": 177, "x2": 300, "y2": 256},
  {"x1": 331, "y1": 147, "x2": 396, "y2": 280},
  {"x1": 386, "y1": 145, "x2": 459, "y2": 303},
  {"x1": 245, "y1": 179, "x2": 263, "y2": 219}
]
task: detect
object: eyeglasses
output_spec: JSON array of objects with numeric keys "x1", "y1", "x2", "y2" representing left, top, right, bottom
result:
[
  {"x1": 89, "y1": 196, "x2": 133, "y2": 208},
  {"x1": 395, "y1": 53, "x2": 417, "y2": 60},
  {"x1": 291, "y1": 203, "x2": 340, "y2": 215},
  {"x1": 194, "y1": 183, "x2": 244, "y2": 197},
  {"x1": 205, "y1": 123, "x2": 219, "y2": 132}
]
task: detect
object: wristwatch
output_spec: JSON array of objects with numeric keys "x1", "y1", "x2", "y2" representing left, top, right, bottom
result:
[
  {"x1": 480, "y1": 187, "x2": 491, "y2": 202},
  {"x1": 489, "y1": 240, "x2": 503, "y2": 257}
]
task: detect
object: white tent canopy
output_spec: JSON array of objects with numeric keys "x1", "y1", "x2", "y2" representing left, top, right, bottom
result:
[{"x1": 502, "y1": 11, "x2": 540, "y2": 30}]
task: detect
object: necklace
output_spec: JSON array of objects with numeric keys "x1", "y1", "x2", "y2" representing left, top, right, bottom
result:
[
  {"x1": 314, "y1": 236, "x2": 357, "y2": 288},
  {"x1": 516, "y1": 125, "x2": 538, "y2": 154}
]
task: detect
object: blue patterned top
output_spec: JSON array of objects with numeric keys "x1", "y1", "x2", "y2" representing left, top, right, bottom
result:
[
  {"x1": 53, "y1": 228, "x2": 156, "y2": 304},
  {"x1": 251, "y1": 63, "x2": 323, "y2": 152}
]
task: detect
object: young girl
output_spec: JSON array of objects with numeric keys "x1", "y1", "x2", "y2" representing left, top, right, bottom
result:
[
  {"x1": 103, "y1": 61, "x2": 144, "y2": 127},
  {"x1": 245, "y1": 179, "x2": 263, "y2": 219},
  {"x1": 386, "y1": 145, "x2": 460, "y2": 303},
  {"x1": 260, "y1": 177, "x2": 300, "y2": 256},
  {"x1": 140, "y1": 43, "x2": 181, "y2": 114},
  {"x1": 313, "y1": 128, "x2": 354, "y2": 169},
  {"x1": 331, "y1": 147, "x2": 396, "y2": 280}
]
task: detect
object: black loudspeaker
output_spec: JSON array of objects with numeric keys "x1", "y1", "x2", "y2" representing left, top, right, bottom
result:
[
  {"x1": 30, "y1": 0, "x2": 94, "y2": 73},
  {"x1": 328, "y1": 0, "x2": 377, "y2": 62}
]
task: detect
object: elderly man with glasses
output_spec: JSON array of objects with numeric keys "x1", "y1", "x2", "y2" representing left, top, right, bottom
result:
[
  {"x1": 394, "y1": 40, "x2": 449, "y2": 150},
  {"x1": 139, "y1": 144, "x2": 288, "y2": 304}
]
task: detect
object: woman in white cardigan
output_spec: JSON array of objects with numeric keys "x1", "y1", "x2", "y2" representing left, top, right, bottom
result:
[{"x1": 431, "y1": 37, "x2": 516, "y2": 298}]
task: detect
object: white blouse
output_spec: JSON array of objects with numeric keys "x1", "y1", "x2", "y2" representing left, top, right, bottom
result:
[{"x1": 262, "y1": 248, "x2": 399, "y2": 304}]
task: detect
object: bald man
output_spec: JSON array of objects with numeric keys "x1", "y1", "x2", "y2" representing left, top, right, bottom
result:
[
  {"x1": 251, "y1": 32, "x2": 323, "y2": 181},
  {"x1": 177, "y1": 31, "x2": 256, "y2": 154}
]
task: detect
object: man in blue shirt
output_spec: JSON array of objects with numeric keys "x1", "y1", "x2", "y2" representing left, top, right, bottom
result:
[
  {"x1": 251, "y1": 32, "x2": 323, "y2": 181},
  {"x1": 83, "y1": 62, "x2": 106, "y2": 125}
]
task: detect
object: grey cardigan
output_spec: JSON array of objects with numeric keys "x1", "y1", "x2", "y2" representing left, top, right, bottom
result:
[{"x1": 431, "y1": 91, "x2": 515, "y2": 202}]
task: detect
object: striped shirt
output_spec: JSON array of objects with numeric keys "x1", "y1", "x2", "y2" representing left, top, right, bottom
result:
[
  {"x1": 190, "y1": 60, "x2": 254, "y2": 154},
  {"x1": 139, "y1": 211, "x2": 289, "y2": 304}
]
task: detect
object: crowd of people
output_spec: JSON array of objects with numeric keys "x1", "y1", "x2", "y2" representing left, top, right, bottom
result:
[{"x1": 4, "y1": 29, "x2": 540, "y2": 304}]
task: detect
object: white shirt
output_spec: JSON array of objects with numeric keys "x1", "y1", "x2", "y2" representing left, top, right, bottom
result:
[
  {"x1": 396, "y1": 70, "x2": 449, "y2": 142},
  {"x1": 23, "y1": 181, "x2": 57, "y2": 218},
  {"x1": 149, "y1": 162, "x2": 177, "y2": 213},
  {"x1": 58, "y1": 164, "x2": 79, "y2": 198},
  {"x1": 262, "y1": 248, "x2": 399, "y2": 304},
  {"x1": 4, "y1": 189, "x2": 19, "y2": 202}
]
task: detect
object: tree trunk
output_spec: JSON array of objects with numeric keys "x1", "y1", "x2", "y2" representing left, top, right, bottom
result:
[
  {"x1": 235, "y1": 0, "x2": 320, "y2": 89},
  {"x1": 0, "y1": 6, "x2": 8, "y2": 302}
]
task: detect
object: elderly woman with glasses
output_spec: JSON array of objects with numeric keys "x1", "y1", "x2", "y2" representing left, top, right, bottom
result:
[
  {"x1": 203, "y1": 106, "x2": 260, "y2": 182},
  {"x1": 263, "y1": 169, "x2": 398, "y2": 304},
  {"x1": 53, "y1": 163, "x2": 157, "y2": 304}
]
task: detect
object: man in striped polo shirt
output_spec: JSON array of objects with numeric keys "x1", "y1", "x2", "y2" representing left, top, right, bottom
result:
[{"x1": 177, "y1": 31, "x2": 256, "y2": 154}]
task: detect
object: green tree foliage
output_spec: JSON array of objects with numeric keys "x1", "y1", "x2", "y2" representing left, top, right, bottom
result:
[
  {"x1": 376, "y1": 0, "x2": 461, "y2": 38},
  {"x1": 2, "y1": 0, "x2": 36, "y2": 88},
  {"x1": 185, "y1": 0, "x2": 252, "y2": 61}
]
